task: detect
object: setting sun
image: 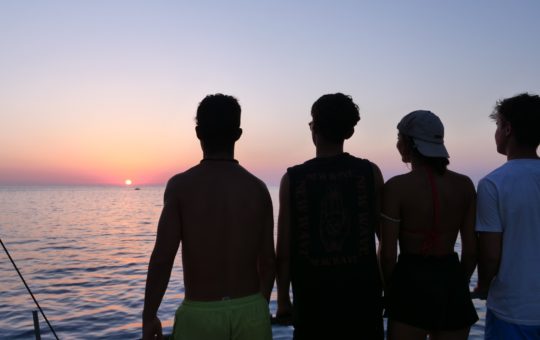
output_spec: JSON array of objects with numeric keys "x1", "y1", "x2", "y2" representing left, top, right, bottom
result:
[{"x1": 124, "y1": 179, "x2": 132, "y2": 186}]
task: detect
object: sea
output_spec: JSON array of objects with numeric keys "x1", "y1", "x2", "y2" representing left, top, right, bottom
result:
[{"x1": 0, "y1": 185, "x2": 486, "y2": 339}]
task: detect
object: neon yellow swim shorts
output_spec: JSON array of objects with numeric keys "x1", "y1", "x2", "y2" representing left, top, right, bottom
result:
[{"x1": 171, "y1": 293, "x2": 272, "y2": 340}]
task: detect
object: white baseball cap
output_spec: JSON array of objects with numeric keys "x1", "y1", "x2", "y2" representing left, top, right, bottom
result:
[{"x1": 397, "y1": 110, "x2": 449, "y2": 158}]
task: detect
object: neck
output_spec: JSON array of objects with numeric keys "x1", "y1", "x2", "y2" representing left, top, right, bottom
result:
[
  {"x1": 505, "y1": 143, "x2": 539, "y2": 160},
  {"x1": 507, "y1": 152, "x2": 539, "y2": 160},
  {"x1": 202, "y1": 150, "x2": 235, "y2": 161},
  {"x1": 315, "y1": 142, "x2": 344, "y2": 158},
  {"x1": 410, "y1": 158, "x2": 427, "y2": 171}
]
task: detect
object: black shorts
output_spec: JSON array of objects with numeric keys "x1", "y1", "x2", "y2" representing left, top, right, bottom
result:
[
  {"x1": 386, "y1": 252, "x2": 478, "y2": 331},
  {"x1": 293, "y1": 317, "x2": 384, "y2": 340},
  {"x1": 293, "y1": 295, "x2": 384, "y2": 340}
]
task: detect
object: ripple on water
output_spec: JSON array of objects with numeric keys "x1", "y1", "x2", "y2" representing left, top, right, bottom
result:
[{"x1": 0, "y1": 186, "x2": 486, "y2": 339}]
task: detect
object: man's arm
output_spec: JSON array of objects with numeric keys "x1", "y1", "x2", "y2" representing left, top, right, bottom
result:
[
  {"x1": 474, "y1": 178, "x2": 502, "y2": 299},
  {"x1": 275, "y1": 173, "x2": 292, "y2": 323},
  {"x1": 142, "y1": 182, "x2": 182, "y2": 339},
  {"x1": 475, "y1": 232, "x2": 502, "y2": 299},
  {"x1": 371, "y1": 163, "x2": 385, "y2": 241},
  {"x1": 379, "y1": 179, "x2": 400, "y2": 289},
  {"x1": 258, "y1": 187, "x2": 276, "y2": 302}
]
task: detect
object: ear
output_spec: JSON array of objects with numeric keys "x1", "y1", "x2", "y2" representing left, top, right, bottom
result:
[
  {"x1": 344, "y1": 127, "x2": 354, "y2": 140},
  {"x1": 195, "y1": 126, "x2": 202, "y2": 140},
  {"x1": 505, "y1": 124, "x2": 512, "y2": 136},
  {"x1": 234, "y1": 128, "x2": 243, "y2": 141}
]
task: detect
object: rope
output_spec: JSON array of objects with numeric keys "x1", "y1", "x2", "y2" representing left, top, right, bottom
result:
[{"x1": 0, "y1": 237, "x2": 60, "y2": 340}]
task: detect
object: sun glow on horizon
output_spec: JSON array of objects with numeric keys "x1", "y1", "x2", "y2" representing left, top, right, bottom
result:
[{"x1": 1, "y1": 2, "x2": 537, "y2": 188}]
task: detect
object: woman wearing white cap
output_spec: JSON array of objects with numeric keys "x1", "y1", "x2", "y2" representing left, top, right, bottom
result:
[{"x1": 380, "y1": 110, "x2": 478, "y2": 339}]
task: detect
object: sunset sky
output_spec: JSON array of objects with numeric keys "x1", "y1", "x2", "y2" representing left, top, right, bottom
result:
[{"x1": 1, "y1": 1, "x2": 539, "y2": 186}]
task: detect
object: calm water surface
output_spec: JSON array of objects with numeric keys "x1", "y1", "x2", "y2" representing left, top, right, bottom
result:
[{"x1": 0, "y1": 186, "x2": 485, "y2": 339}]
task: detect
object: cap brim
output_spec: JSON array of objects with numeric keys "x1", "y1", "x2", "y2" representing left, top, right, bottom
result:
[{"x1": 414, "y1": 139, "x2": 449, "y2": 158}]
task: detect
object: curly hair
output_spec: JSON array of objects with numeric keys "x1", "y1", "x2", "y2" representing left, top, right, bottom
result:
[
  {"x1": 490, "y1": 93, "x2": 540, "y2": 148},
  {"x1": 311, "y1": 93, "x2": 360, "y2": 143}
]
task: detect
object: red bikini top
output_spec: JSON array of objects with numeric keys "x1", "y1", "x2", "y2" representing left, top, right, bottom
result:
[{"x1": 401, "y1": 167, "x2": 441, "y2": 255}]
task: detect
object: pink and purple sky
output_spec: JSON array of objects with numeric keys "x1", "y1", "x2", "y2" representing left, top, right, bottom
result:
[{"x1": 1, "y1": 1, "x2": 539, "y2": 187}]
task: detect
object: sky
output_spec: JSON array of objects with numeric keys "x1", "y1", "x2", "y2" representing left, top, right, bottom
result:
[{"x1": 1, "y1": 1, "x2": 539, "y2": 187}]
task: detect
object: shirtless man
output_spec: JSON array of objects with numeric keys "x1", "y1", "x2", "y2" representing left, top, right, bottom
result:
[{"x1": 142, "y1": 94, "x2": 275, "y2": 340}]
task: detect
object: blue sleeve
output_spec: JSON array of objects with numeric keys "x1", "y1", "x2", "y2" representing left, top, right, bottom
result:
[{"x1": 476, "y1": 178, "x2": 503, "y2": 232}]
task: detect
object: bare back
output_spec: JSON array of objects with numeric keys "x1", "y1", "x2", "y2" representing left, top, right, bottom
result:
[
  {"x1": 165, "y1": 160, "x2": 274, "y2": 301},
  {"x1": 384, "y1": 168, "x2": 475, "y2": 256}
]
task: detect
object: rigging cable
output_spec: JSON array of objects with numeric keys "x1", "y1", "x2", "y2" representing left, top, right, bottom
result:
[{"x1": 0, "y1": 236, "x2": 60, "y2": 340}]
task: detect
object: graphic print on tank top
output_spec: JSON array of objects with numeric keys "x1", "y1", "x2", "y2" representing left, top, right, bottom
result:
[
  {"x1": 319, "y1": 184, "x2": 350, "y2": 253},
  {"x1": 292, "y1": 169, "x2": 373, "y2": 267}
]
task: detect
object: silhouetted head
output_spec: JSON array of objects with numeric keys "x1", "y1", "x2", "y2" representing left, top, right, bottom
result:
[
  {"x1": 490, "y1": 93, "x2": 540, "y2": 149},
  {"x1": 196, "y1": 94, "x2": 242, "y2": 152},
  {"x1": 311, "y1": 93, "x2": 360, "y2": 143},
  {"x1": 397, "y1": 110, "x2": 449, "y2": 174}
]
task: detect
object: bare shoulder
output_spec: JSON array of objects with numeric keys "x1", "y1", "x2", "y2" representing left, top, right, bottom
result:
[
  {"x1": 445, "y1": 170, "x2": 475, "y2": 193},
  {"x1": 384, "y1": 173, "x2": 410, "y2": 189},
  {"x1": 280, "y1": 172, "x2": 290, "y2": 186},
  {"x1": 382, "y1": 174, "x2": 410, "y2": 203},
  {"x1": 369, "y1": 161, "x2": 384, "y2": 181},
  {"x1": 279, "y1": 172, "x2": 290, "y2": 195},
  {"x1": 166, "y1": 168, "x2": 194, "y2": 189},
  {"x1": 163, "y1": 165, "x2": 202, "y2": 196},
  {"x1": 240, "y1": 165, "x2": 269, "y2": 187},
  {"x1": 236, "y1": 165, "x2": 272, "y2": 199},
  {"x1": 166, "y1": 172, "x2": 184, "y2": 186}
]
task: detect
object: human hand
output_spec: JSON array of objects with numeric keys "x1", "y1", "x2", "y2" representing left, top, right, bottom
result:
[
  {"x1": 272, "y1": 313, "x2": 293, "y2": 326},
  {"x1": 471, "y1": 286, "x2": 488, "y2": 300},
  {"x1": 274, "y1": 300, "x2": 293, "y2": 325},
  {"x1": 142, "y1": 316, "x2": 163, "y2": 340}
]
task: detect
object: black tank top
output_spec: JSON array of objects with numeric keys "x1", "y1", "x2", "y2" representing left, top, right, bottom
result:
[{"x1": 287, "y1": 153, "x2": 382, "y2": 324}]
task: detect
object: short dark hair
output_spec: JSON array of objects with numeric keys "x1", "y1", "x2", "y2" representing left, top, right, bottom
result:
[
  {"x1": 311, "y1": 93, "x2": 360, "y2": 143},
  {"x1": 196, "y1": 94, "x2": 241, "y2": 149},
  {"x1": 490, "y1": 93, "x2": 540, "y2": 148}
]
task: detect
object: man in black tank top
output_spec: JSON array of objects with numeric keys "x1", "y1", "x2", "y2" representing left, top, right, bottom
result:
[{"x1": 275, "y1": 93, "x2": 384, "y2": 339}]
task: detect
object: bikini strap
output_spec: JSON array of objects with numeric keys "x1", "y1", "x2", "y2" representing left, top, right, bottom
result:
[
  {"x1": 425, "y1": 167, "x2": 440, "y2": 229},
  {"x1": 421, "y1": 167, "x2": 441, "y2": 255}
]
